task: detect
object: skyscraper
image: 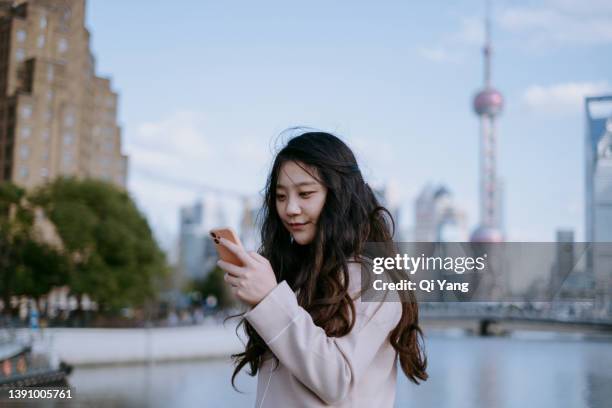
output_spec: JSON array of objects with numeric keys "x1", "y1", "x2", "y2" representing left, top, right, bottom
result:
[
  {"x1": 585, "y1": 95, "x2": 612, "y2": 316},
  {"x1": 239, "y1": 196, "x2": 262, "y2": 252},
  {"x1": 178, "y1": 197, "x2": 229, "y2": 285},
  {"x1": 470, "y1": 1, "x2": 504, "y2": 243},
  {"x1": 414, "y1": 184, "x2": 468, "y2": 242},
  {"x1": 585, "y1": 95, "x2": 612, "y2": 243},
  {"x1": 0, "y1": 0, "x2": 127, "y2": 190}
]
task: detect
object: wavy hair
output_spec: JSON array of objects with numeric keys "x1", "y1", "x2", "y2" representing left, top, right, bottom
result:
[{"x1": 230, "y1": 130, "x2": 427, "y2": 389}]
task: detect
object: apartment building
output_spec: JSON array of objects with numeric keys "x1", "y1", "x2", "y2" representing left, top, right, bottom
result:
[{"x1": 0, "y1": 0, "x2": 127, "y2": 189}]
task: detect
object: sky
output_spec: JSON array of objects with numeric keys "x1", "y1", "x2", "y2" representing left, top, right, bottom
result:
[{"x1": 84, "y1": 0, "x2": 612, "y2": 256}]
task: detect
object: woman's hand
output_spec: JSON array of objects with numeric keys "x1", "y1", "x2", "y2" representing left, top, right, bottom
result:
[{"x1": 216, "y1": 237, "x2": 278, "y2": 307}]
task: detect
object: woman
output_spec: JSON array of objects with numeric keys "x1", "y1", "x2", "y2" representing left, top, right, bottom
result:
[{"x1": 217, "y1": 130, "x2": 427, "y2": 407}]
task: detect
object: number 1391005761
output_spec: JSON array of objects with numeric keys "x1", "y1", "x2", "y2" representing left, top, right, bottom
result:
[{"x1": 7, "y1": 388, "x2": 73, "y2": 399}]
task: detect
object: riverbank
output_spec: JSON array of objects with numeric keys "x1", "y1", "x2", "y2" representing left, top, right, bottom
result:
[
  {"x1": 20, "y1": 323, "x2": 243, "y2": 366},
  {"x1": 16, "y1": 320, "x2": 612, "y2": 367}
]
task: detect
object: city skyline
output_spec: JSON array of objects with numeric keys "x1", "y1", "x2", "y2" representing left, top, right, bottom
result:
[{"x1": 83, "y1": 0, "x2": 612, "y2": 252}]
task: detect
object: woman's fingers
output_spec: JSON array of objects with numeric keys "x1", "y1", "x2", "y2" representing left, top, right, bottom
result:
[
  {"x1": 217, "y1": 259, "x2": 244, "y2": 277},
  {"x1": 223, "y1": 272, "x2": 241, "y2": 287},
  {"x1": 219, "y1": 238, "x2": 252, "y2": 267},
  {"x1": 248, "y1": 251, "x2": 268, "y2": 264}
]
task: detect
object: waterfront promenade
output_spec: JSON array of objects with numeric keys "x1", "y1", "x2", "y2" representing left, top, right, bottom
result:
[
  {"x1": 15, "y1": 317, "x2": 612, "y2": 366},
  {"x1": 19, "y1": 323, "x2": 243, "y2": 366}
]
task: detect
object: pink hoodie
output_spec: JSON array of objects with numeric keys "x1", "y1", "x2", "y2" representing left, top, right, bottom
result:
[{"x1": 244, "y1": 260, "x2": 403, "y2": 407}]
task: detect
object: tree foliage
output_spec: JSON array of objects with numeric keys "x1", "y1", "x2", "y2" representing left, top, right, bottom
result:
[
  {"x1": 15, "y1": 177, "x2": 170, "y2": 312},
  {"x1": 192, "y1": 266, "x2": 235, "y2": 309},
  {"x1": 0, "y1": 183, "x2": 67, "y2": 308}
]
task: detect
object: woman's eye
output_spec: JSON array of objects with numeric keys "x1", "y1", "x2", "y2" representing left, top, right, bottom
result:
[
  {"x1": 299, "y1": 191, "x2": 314, "y2": 198},
  {"x1": 276, "y1": 194, "x2": 286, "y2": 201}
]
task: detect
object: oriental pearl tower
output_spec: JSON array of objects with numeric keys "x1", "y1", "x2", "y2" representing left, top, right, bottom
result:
[{"x1": 470, "y1": 1, "x2": 504, "y2": 243}]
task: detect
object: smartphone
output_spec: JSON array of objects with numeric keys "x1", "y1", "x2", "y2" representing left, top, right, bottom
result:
[{"x1": 210, "y1": 227, "x2": 245, "y2": 267}]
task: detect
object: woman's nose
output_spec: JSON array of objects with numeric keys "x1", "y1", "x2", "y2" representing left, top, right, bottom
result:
[{"x1": 286, "y1": 197, "x2": 301, "y2": 215}]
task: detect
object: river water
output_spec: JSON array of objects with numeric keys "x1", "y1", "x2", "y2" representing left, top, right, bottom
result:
[{"x1": 63, "y1": 333, "x2": 611, "y2": 407}]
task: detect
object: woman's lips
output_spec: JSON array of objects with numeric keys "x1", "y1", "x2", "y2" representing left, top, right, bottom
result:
[{"x1": 288, "y1": 222, "x2": 309, "y2": 230}]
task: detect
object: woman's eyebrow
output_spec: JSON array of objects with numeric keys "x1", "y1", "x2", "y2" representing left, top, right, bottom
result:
[{"x1": 276, "y1": 181, "x2": 318, "y2": 189}]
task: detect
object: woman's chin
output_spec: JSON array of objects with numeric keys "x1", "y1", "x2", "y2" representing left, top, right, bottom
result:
[{"x1": 292, "y1": 232, "x2": 314, "y2": 245}]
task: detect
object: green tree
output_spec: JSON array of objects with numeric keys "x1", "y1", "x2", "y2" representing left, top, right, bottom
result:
[
  {"x1": 192, "y1": 266, "x2": 235, "y2": 309},
  {"x1": 0, "y1": 182, "x2": 68, "y2": 315},
  {"x1": 30, "y1": 177, "x2": 168, "y2": 313}
]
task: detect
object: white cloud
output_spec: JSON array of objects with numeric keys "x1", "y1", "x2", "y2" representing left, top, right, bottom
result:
[
  {"x1": 417, "y1": 47, "x2": 449, "y2": 63},
  {"x1": 417, "y1": 0, "x2": 612, "y2": 58},
  {"x1": 499, "y1": 1, "x2": 612, "y2": 48},
  {"x1": 541, "y1": 0, "x2": 612, "y2": 17},
  {"x1": 416, "y1": 46, "x2": 455, "y2": 63},
  {"x1": 454, "y1": 16, "x2": 485, "y2": 46},
  {"x1": 416, "y1": 16, "x2": 484, "y2": 64},
  {"x1": 522, "y1": 81, "x2": 612, "y2": 115},
  {"x1": 134, "y1": 112, "x2": 213, "y2": 162},
  {"x1": 421, "y1": 0, "x2": 612, "y2": 60},
  {"x1": 124, "y1": 110, "x2": 272, "y2": 253}
]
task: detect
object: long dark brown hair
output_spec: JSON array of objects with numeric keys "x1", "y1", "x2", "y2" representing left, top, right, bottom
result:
[{"x1": 230, "y1": 130, "x2": 427, "y2": 389}]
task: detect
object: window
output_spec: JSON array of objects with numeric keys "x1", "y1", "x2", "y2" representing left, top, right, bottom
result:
[
  {"x1": 19, "y1": 145, "x2": 29, "y2": 159},
  {"x1": 39, "y1": 15, "x2": 47, "y2": 29},
  {"x1": 15, "y1": 48, "x2": 25, "y2": 62},
  {"x1": 62, "y1": 9, "x2": 71, "y2": 23},
  {"x1": 16, "y1": 29, "x2": 26, "y2": 43},
  {"x1": 64, "y1": 112, "x2": 75, "y2": 127},
  {"x1": 46, "y1": 90, "x2": 54, "y2": 101},
  {"x1": 21, "y1": 104, "x2": 32, "y2": 119},
  {"x1": 41, "y1": 129, "x2": 49, "y2": 140},
  {"x1": 62, "y1": 152, "x2": 72, "y2": 166},
  {"x1": 42, "y1": 150, "x2": 49, "y2": 160},
  {"x1": 20, "y1": 126, "x2": 31, "y2": 138},
  {"x1": 19, "y1": 166, "x2": 28, "y2": 178},
  {"x1": 40, "y1": 167, "x2": 49, "y2": 178},
  {"x1": 47, "y1": 65, "x2": 54, "y2": 81},
  {"x1": 45, "y1": 109, "x2": 53, "y2": 122},
  {"x1": 37, "y1": 34, "x2": 45, "y2": 48},
  {"x1": 58, "y1": 38, "x2": 68, "y2": 53},
  {"x1": 63, "y1": 132, "x2": 73, "y2": 145}
]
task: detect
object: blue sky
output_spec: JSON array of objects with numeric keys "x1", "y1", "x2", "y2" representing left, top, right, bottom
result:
[{"x1": 85, "y1": 0, "x2": 612, "y2": 254}]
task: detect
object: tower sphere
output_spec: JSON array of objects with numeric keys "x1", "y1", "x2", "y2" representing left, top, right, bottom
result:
[
  {"x1": 470, "y1": 225, "x2": 503, "y2": 243},
  {"x1": 473, "y1": 88, "x2": 504, "y2": 116}
]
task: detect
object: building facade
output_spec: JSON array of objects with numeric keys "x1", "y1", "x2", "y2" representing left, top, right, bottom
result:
[
  {"x1": 178, "y1": 198, "x2": 228, "y2": 286},
  {"x1": 414, "y1": 184, "x2": 468, "y2": 242},
  {"x1": 585, "y1": 95, "x2": 612, "y2": 316},
  {"x1": 0, "y1": 0, "x2": 127, "y2": 190}
]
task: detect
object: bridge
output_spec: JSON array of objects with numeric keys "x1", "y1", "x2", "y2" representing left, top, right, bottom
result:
[{"x1": 419, "y1": 303, "x2": 612, "y2": 336}]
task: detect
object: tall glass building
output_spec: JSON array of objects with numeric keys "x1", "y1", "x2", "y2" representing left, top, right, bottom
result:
[{"x1": 585, "y1": 95, "x2": 612, "y2": 317}]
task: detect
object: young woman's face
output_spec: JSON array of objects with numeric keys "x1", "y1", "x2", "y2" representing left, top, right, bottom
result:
[{"x1": 276, "y1": 160, "x2": 328, "y2": 245}]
